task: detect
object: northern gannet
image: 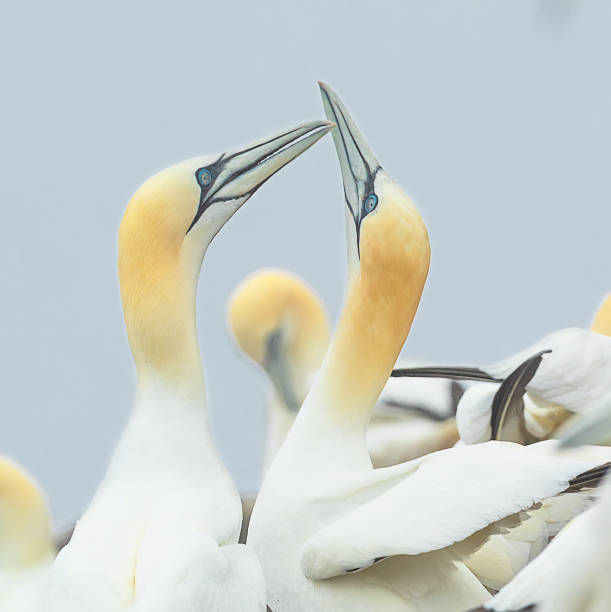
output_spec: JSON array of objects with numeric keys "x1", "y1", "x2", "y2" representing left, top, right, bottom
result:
[
  {"x1": 228, "y1": 269, "x2": 331, "y2": 468},
  {"x1": 396, "y1": 293, "x2": 611, "y2": 444},
  {"x1": 0, "y1": 457, "x2": 54, "y2": 611},
  {"x1": 246, "y1": 82, "x2": 610, "y2": 611},
  {"x1": 228, "y1": 269, "x2": 459, "y2": 471},
  {"x1": 48, "y1": 120, "x2": 332, "y2": 611},
  {"x1": 483, "y1": 408, "x2": 611, "y2": 612}
]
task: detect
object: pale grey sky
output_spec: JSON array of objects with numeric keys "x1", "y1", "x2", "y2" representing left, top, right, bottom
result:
[{"x1": 1, "y1": 0, "x2": 609, "y2": 528}]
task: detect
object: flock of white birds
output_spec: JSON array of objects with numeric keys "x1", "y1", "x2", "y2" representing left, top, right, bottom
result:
[{"x1": 2, "y1": 82, "x2": 611, "y2": 612}]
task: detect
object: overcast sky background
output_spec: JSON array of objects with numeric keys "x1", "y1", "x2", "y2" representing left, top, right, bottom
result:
[{"x1": 1, "y1": 0, "x2": 610, "y2": 527}]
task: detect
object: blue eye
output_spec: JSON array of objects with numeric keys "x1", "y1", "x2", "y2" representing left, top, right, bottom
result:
[
  {"x1": 198, "y1": 168, "x2": 212, "y2": 186},
  {"x1": 364, "y1": 194, "x2": 378, "y2": 214}
]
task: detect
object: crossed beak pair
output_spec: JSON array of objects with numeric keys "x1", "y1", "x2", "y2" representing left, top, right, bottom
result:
[
  {"x1": 198, "y1": 84, "x2": 383, "y2": 409},
  {"x1": 189, "y1": 83, "x2": 382, "y2": 253}
]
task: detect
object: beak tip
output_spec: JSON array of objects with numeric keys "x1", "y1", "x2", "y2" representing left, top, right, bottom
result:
[
  {"x1": 309, "y1": 121, "x2": 335, "y2": 138},
  {"x1": 317, "y1": 81, "x2": 334, "y2": 99}
]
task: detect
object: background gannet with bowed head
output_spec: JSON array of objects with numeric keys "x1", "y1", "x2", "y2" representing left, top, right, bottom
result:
[
  {"x1": 483, "y1": 405, "x2": 611, "y2": 612},
  {"x1": 228, "y1": 269, "x2": 331, "y2": 469},
  {"x1": 0, "y1": 456, "x2": 54, "y2": 611},
  {"x1": 413, "y1": 291, "x2": 611, "y2": 445},
  {"x1": 228, "y1": 269, "x2": 459, "y2": 472},
  {"x1": 247, "y1": 83, "x2": 611, "y2": 612},
  {"x1": 47, "y1": 120, "x2": 332, "y2": 612}
]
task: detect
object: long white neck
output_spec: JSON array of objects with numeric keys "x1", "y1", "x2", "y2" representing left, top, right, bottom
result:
[
  {"x1": 263, "y1": 391, "x2": 297, "y2": 472},
  {"x1": 276, "y1": 273, "x2": 422, "y2": 475},
  {"x1": 273, "y1": 195, "x2": 430, "y2": 476},
  {"x1": 109, "y1": 373, "x2": 222, "y2": 481},
  {"x1": 115, "y1": 203, "x2": 224, "y2": 478}
]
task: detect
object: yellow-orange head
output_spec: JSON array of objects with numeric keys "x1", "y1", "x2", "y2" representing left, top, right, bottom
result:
[
  {"x1": 117, "y1": 122, "x2": 333, "y2": 389},
  {"x1": 0, "y1": 457, "x2": 53, "y2": 569},
  {"x1": 317, "y1": 83, "x2": 430, "y2": 415},
  {"x1": 228, "y1": 269, "x2": 330, "y2": 408}
]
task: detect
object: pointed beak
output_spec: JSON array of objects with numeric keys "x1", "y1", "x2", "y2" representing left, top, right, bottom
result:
[
  {"x1": 318, "y1": 82, "x2": 381, "y2": 244},
  {"x1": 189, "y1": 120, "x2": 333, "y2": 231},
  {"x1": 263, "y1": 329, "x2": 301, "y2": 413}
]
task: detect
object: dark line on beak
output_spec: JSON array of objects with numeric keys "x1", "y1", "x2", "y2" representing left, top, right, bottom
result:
[
  {"x1": 321, "y1": 88, "x2": 361, "y2": 205},
  {"x1": 221, "y1": 126, "x2": 304, "y2": 164},
  {"x1": 335, "y1": 104, "x2": 372, "y2": 175},
  {"x1": 188, "y1": 129, "x2": 314, "y2": 234}
]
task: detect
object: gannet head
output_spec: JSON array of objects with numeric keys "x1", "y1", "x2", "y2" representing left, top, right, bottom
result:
[
  {"x1": 591, "y1": 292, "x2": 611, "y2": 336},
  {"x1": 319, "y1": 82, "x2": 430, "y2": 297},
  {"x1": 0, "y1": 457, "x2": 53, "y2": 569},
  {"x1": 118, "y1": 122, "x2": 332, "y2": 383},
  {"x1": 318, "y1": 83, "x2": 430, "y2": 403},
  {"x1": 228, "y1": 269, "x2": 330, "y2": 411}
]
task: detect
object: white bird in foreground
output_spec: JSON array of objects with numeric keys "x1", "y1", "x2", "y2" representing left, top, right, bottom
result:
[
  {"x1": 228, "y1": 269, "x2": 459, "y2": 471},
  {"x1": 246, "y1": 82, "x2": 610, "y2": 612},
  {"x1": 0, "y1": 456, "x2": 55, "y2": 611},
  {"x1": 395, "y1": 292, "x2": 611, "y2": 444},
  {"x1": 485, "y1": 407, "x2": 611, "y2": 612},
  {"x1": 47, "y1": 120, "x2": 332, "y2": 611}
]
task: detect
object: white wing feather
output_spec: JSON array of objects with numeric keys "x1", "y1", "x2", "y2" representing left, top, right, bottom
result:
[
  {"x1": 486, "y1": 507, "x2": 598, "y2": 611},
  {"x1": 456, "y1": 384, "x2": 498, "y2": 444},
  {"x1": 300, "y1": 441, "x2": 601, "y2": 581},
  {"x1": 485, "y1": 328, "x2": 611, "y2": 412},
  {"x1": 50, "y1": 527, "x2": 265, "y2": 612}
]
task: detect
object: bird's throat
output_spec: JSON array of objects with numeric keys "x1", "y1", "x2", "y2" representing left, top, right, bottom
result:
[
  {"x1": 119, "y1": 236, "x2": 204, "y2": 395},
  {"x1": 303, "y1": 265, "x2": 427, "y2": 435}
]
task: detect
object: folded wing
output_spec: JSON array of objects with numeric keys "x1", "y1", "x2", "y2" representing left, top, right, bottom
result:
[
  {"x1": 486, "y1": 328, "x2": 611, "y2": 412},
  {"x1": 300, "y1": 441, "x2": 604, "y2": 581}
]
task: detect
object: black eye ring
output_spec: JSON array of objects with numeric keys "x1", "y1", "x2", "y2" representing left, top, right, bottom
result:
[
  {"x1": 363, "y1": 193, "x2": 378, "y2": 214},
  {"x1": 197, "y1": 168, "x2": 212, "y2": 187}
]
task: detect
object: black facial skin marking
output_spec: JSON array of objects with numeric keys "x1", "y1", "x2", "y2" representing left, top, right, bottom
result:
[
  {"x1": 187, "y1": 126, "x2": 307, "y2": 233},
  {"x1": 263, "y1": 328, "x2": 301, "y2": 414},
  {"x1": 320, "y1": 86, "x2": 381, "y2": 255},
  {"x1": 187, "y1": 155, "x2": 226, "y2": 233}
]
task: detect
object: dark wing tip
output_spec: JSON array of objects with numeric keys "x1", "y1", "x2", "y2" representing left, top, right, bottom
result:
[
  {"x1": 490, "y1": 350, "x2": 551, "y2": 440},
  {"x1": 464, "y1": 606, "x2": 536, "y2": 612},
  {"x1": 565, "y1": 461, "x2": 611, "y2": 493},
  {"x1": 391, "y1": 366, "x2": 500, "y2": 383}
]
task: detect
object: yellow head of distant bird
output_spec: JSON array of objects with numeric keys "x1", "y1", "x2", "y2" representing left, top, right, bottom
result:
[
  {"x1": 117, "y1": 121, "x2": 332, "y2": 387},
  {"x1": 228, "y1": 269, "x2": 330, "y2": 409},
  {"x1": 318, "y1": 82, "x2": 430, "y2": 409},
  {"x1": 0, "y1": 457, "x2": 53, "y2": 569},
  {"x1": 591, "y1": 292, "x2": 611, "y2": 336}
]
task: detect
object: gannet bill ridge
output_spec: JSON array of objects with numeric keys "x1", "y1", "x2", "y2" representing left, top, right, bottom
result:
[
  {"x1": 246, "y1": 83, "x2": 609, "y2": 611},
  {"x1": 47, "y1": 120, "x2": 332, "y2": 611}
]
